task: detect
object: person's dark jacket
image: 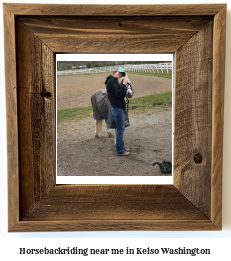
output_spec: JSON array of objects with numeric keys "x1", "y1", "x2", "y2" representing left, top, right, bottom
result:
[{"x1": 105, "y1": 75, "x2": 126, "y2": 110}]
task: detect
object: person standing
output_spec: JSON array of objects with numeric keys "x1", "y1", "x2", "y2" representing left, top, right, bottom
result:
[{"x1": 105, "y1": 67, "x2": 131, "y2": 156}]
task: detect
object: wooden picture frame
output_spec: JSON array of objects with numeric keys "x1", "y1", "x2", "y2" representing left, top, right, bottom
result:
[{"x1": 4, "y1": 3, "x2": 226, "y2": 232}]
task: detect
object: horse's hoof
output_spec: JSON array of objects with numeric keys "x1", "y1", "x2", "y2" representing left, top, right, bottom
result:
[
  {"x1": 108, "y1": 133, "x2": 113, "y2": 138},
  {"x1": 95, "y1": 135, "x2": 99, "y2": 138}
]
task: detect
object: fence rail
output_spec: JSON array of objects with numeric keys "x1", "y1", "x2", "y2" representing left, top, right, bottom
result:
[{"x1": 57, "y1": 63, "x2": 172, "y2": 76}]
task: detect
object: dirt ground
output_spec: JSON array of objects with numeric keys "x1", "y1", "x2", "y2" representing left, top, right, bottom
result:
[
  {"x1": 57, "y1": 73, "x2": 172, "y2": 176},
  {"x1": 57, "y1": 72, "x2": 172, "y2": 110}
]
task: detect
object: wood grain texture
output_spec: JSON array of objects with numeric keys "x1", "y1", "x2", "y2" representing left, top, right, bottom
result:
[
  {"x1": 16, "y1": 19, "x2": 56, "y2": 219},
  {"x1": 11, "y1": 220, "x2": 218, "y2": 232},
  {"x1": 174, "y1": 22, "x2": 213, "y2": 218},
  {"x1": 211, "y1": 5, "x2": 226, "y2": 228},
  {"x1": 12, "y1": 185, "x2": 217, "y2": 232},
  {"x1": 3, "y1": 4, "x2": 20, "y2": 231},
  {"x1": 3, "y1": 3, "x2": 226, "y2": 16},
  {"x1": 4, "y1": 3, "x2": 226, "y2": 232},
  {"x1": 18, "y1": 16, "x2": 213, "y2": 53},
  {"x1": 22, "y1": 185, "x2": 207, "y2": 221}
]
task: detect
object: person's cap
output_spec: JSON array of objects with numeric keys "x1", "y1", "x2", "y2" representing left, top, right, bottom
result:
[{"x1": 117, "y1": 67, "x2": 126, "y2": 76}]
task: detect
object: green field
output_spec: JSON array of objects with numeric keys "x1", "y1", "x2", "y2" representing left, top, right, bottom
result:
[{"x1": 57, "y1": 91, "x2": 172, "y2": 124}]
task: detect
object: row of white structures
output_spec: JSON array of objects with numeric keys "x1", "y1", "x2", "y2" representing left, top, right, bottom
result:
[{"x1": 57, "y1": 63, "x2": 172, "y2": 76}]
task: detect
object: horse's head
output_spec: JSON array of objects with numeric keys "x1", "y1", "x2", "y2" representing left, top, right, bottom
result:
[
  {"x1": 126, "y1": 83, "x2": 134, "y2": 98},
  {"x1": 124, "y1": 73, "x2": 134, "y2": 98}
]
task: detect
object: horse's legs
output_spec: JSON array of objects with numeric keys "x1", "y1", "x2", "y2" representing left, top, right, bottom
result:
[
  {"x1": 95, "y1": 119, "x2": 116, "y2": 143},
  {"x1": 95, "y1": 120, "x2": 99, "y2": 138},
  {"x1": 105, "y1": 119, "x2": 113, "y2": 138}
]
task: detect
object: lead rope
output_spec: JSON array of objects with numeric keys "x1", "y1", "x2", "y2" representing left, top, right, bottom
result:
[{"x1": 125, "y1": 95, "x2": 129, "y2": 113}]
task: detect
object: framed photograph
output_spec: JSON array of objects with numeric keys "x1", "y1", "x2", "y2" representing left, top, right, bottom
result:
[
  {"x1": 56, "y1": 53, "x2": 173, "y2": 185},
  {"x1": 4, "y1": 3, "x2": 226, "y2": 231}
]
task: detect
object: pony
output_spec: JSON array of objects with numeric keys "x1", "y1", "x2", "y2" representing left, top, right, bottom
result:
[{"x1": 91, "y1": 74, "x2": 134, "y2": 142}]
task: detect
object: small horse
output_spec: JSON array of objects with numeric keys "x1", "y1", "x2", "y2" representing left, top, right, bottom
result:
[
  {"x1": 91, "y1": 88, "x2": 115, "y2": 139},
  {"x1": 91, "y1": 75, "x2": 134, "y2": 141}
]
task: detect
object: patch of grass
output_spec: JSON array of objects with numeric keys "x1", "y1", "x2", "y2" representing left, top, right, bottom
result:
[
  {"x1": 129, "y1": 91, "x2": 172, "y2": 111},
  {"x1": 126, "y1": 70, "x2": 172, "y2": 79},
  {"x1": 57, "y1": 91, "x2": 172, "y2": 124},
  {"x1": 57, "y1": 106, "x2": 92, "y2": 124}
]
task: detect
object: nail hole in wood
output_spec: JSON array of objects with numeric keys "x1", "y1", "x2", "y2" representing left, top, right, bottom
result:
[
  {"x1": 194, "y1": 153, "x2": 203, "y2": 164},
  {"x1": 41, "y1": 91, "x2": 52, "y2": 99}
]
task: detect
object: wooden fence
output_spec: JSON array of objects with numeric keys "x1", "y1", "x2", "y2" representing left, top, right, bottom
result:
[{"x1": 57, "y1": 63, "x2": 172, "y2": 76}]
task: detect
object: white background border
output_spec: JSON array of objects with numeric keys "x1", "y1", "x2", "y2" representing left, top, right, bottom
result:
[{"x1": 0, "y1": 0, "x2": 231, "y2": 259}]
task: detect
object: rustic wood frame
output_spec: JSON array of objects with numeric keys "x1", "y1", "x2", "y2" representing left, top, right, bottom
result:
[{"x1": 4, "y1": 4, "x2": 226, "y2": 232}]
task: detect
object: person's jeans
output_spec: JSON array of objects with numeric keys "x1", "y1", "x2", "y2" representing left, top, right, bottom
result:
[{"x1": 111, "y1": 107, "x2": 125, "y2": 154}]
